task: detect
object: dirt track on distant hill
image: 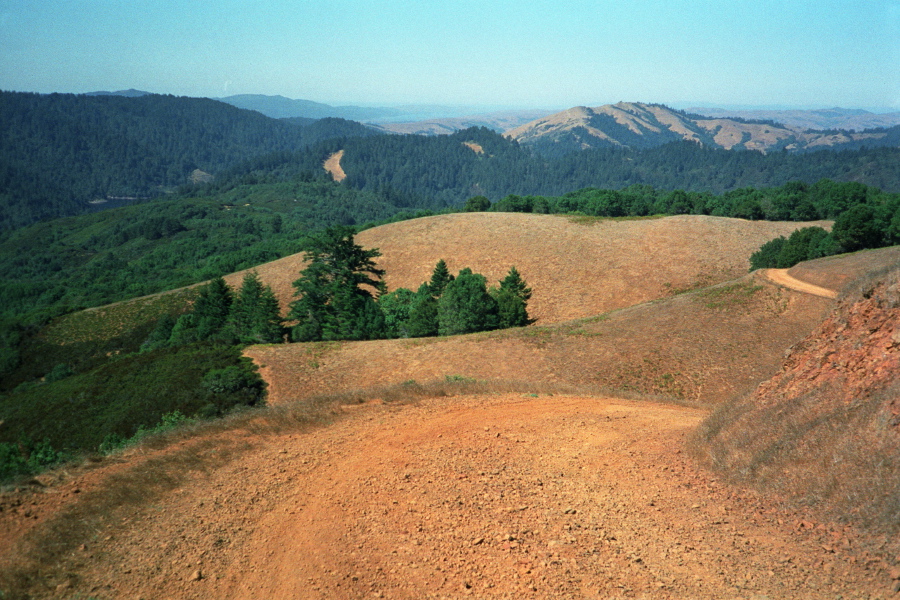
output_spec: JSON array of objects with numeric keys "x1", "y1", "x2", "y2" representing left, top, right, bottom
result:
[
  {"x1": 763, "y1": 269, "x2": 838, "y2": 299},
  {"x1": 14, "y1": 393, "x2": 889, "y2": 599},
  {"x1": 324, "y1": 150, "x2": 347, "y2": 182}
]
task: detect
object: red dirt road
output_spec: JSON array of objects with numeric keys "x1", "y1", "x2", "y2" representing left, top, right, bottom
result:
[{"x1": 51, "y1": 394, "x2": 889, "y2": 600}]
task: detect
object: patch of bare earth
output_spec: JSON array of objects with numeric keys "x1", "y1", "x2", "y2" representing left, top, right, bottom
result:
[
  {"x1": 462, "y1": 142, "x2": 484, "y2": 154},
  {"x1": 324, "y1": 149, "x2": 346, "y2": 182},
  {"x1": 3, "y1": 394, "x2": 893, "y2": 599}
]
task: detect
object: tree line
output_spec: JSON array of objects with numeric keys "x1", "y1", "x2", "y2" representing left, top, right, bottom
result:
[
  {"x1": 162, "y1": 226, "x2": 534, "y2": 348},
  {"x1": 749, "y1": 202, "x2": 899, "y2": 269},
  {"x1": 465, "y1": 178, "x2": 898, "y2": 222}
]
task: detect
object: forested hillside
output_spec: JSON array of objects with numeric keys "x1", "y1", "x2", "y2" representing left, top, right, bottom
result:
[
  {"x1": 218, "y1": 128, "x2": 900, "y2": 208},
  {"x1": 4, "y1": 92, "x2": 900, "y2": 231},
  {"x1": 0, "y1": 91, "x2": 381, "y2": 229}
]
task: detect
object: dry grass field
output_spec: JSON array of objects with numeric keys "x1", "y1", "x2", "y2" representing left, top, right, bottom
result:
[{"x1": 225, "y1": 212, "x2": 830, "y2": 323}]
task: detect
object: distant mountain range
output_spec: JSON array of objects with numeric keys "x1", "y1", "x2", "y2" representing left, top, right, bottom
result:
[
  {"x1": 86, "y1": 89, "x2": 153, "y2": 98},
  {"x1": 687, "y1": 107, "x2": 900, "y2": 132},
  {"x1": 504, "y1": 102, "x2": 900, "y2": 155},
  {"x1": 214, "y1": 94, "x2": 553, "y2": 131}
]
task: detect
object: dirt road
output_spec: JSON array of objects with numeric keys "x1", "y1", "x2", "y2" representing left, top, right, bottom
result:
[
  {"x1": 46, "y1": 393, "x2": 889, "y2": 600},
  {"x1": 763, "y1": 269, "x2": 838, "y2": 299}
]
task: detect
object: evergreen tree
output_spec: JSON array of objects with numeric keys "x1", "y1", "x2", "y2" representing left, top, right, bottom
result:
[
  {"x1": 289, "y1": 226, "x2": 386, "y2": 342},
  {"x1": 406, "y1": 283, "x2": 439, "y2": 337},
  {"x1": 168, "y1": 277, "x2": 233, "y2": 345},
  {"x1": 428, "y1": 259, "x2": 454, "y2": 297},
  {"x1": 226, "y1": 272, "x2": 284, "y2": 344},
  {"x1": 494, "y1": 266, "x2": 534, "y2": 328},
  {"x1": 438, "y1": 268, "x2": 499, "y2": 336}
]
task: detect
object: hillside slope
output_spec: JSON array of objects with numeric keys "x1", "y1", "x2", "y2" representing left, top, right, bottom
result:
[
  {"x1": 506, "y1": 102, "x2": 900, "y2": 154},
  {"x1": 4, "y1": 235, "x2": 900, "y2": 599},
  {"x1": 246, "y1": 270, "x2": 831, "y2": 408},
  {"x1": 6, "y1": 249, "x2": 900, "y2": 599},
  {"x1": 0, "y1": 92, "x2": 377, "y2": 229},
  {"x1": 695, "y1": 260, "x2": 900, "y2": 544},
  {"x1": 225, "y1": 213, "x2": 832, "y2": 324}
]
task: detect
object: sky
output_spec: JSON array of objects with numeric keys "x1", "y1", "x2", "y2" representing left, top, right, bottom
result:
[{"x1": 1, "y1": 0, "x2": 898, "y2": 112}]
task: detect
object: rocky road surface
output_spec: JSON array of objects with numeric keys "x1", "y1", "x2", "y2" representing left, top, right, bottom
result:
[{"x1": 53, "y1": 393, "x2": 894, "y2": 600}]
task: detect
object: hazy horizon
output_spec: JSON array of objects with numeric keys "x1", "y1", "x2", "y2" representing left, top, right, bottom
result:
[{"x1": 2, "y1": 1, "x2": 897, "y2": 112}]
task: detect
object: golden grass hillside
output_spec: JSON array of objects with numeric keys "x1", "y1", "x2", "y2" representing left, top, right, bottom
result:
[
  {"x1": 226, "y1": 212, "x2": 830, "y2": 324},
  {"x1": 693, "y1": 255, "x2": 900, "y2": 548},
  {"x1": 246, "y1": 270, "x2": 834, "y2": 408}
]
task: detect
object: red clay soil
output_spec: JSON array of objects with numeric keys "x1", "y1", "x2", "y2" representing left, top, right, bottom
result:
[{"x1": 2, "y1": 394, "x2": 895, "y2": 599}]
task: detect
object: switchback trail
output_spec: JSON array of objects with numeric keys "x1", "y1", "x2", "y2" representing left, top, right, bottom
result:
[{"x1": 46, "y1": 393, "x2": 889, "y2": 599}]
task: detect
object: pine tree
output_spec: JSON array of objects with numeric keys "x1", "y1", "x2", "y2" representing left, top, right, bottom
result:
[
  {"x1": 406, "y1": 283, "x2": 439, "y2": 337},
  {"x1": 438, "y1": 268, "x2": 499, "y2": 336},
  {"x1": 168, "y1": 277, "x2": 233, "y2": 345},
  {"x1": 226, "y1": 272, "x2": 284, "y2": 344},
  {"x1": 494, "y1": 266, "x2": 534, "y2": 328},
  {"x1": 289, "y1": 226, "x2": 386, "y2": 342},
  {"x1": 428, "y1": 259, "x2": 454, "y2": 297}
]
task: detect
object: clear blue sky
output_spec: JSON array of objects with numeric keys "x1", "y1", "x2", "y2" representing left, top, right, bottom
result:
[{"x1": 1, "y1": 0, "x2": 898, "y2": 111}]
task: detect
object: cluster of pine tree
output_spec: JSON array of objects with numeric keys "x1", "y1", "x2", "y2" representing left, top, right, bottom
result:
[
  {"x1": 142, "y1": 272, "x2": 284, "y2": 351},
  {"x1": 288, "y1": 227, "x2": 533, "y2": 342}
]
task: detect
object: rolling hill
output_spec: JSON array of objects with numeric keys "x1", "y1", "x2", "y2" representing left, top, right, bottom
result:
[
  {"x1": 0, "y1": 91, "x2": 380, "y2": 229},
  {"x1": 688, "y1": 106, "x2": 900, "y2": 132},
  {"x1": 3, "y1": 211, "x2": 900, "y2": 599},
  {"x1": 506, "y1": 102, "x2": 900, "y2": 155},
  {"x1": 222, "y1": 213, "x2": 833, "y2": 323}
]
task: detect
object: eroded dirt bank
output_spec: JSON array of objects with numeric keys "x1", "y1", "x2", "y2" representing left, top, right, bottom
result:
[{"x1": 31, "y1": 393, "x2": 892, "y2": 600}]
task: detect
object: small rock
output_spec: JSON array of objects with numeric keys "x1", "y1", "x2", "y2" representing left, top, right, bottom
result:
[
  {"x1": 189, "y1": 569, "x2": 203, "y2": 582},
  {"x1": 472, "y1": 537, "x2": 484, "y2": 546}
]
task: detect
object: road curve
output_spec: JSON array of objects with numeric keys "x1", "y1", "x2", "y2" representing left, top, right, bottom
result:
[{"x1": 763, "y1": 268, "x2": 838, "y2": 299}]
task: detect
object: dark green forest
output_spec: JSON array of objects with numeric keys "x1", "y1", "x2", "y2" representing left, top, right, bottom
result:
[
  {"x1": 0, "y1": 90, "x2": 381, "y2": 229},
  {"x1": 4, "y1": 91, "x2": 900, "y2": 233}
]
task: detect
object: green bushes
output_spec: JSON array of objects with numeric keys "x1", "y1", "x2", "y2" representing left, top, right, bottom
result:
[
  {"x1": 0, "y1": 344, "x2": 265, "y2": 454},
  {"x1": 0, "y1": 438, "x2": 69, "y2": 482}
]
